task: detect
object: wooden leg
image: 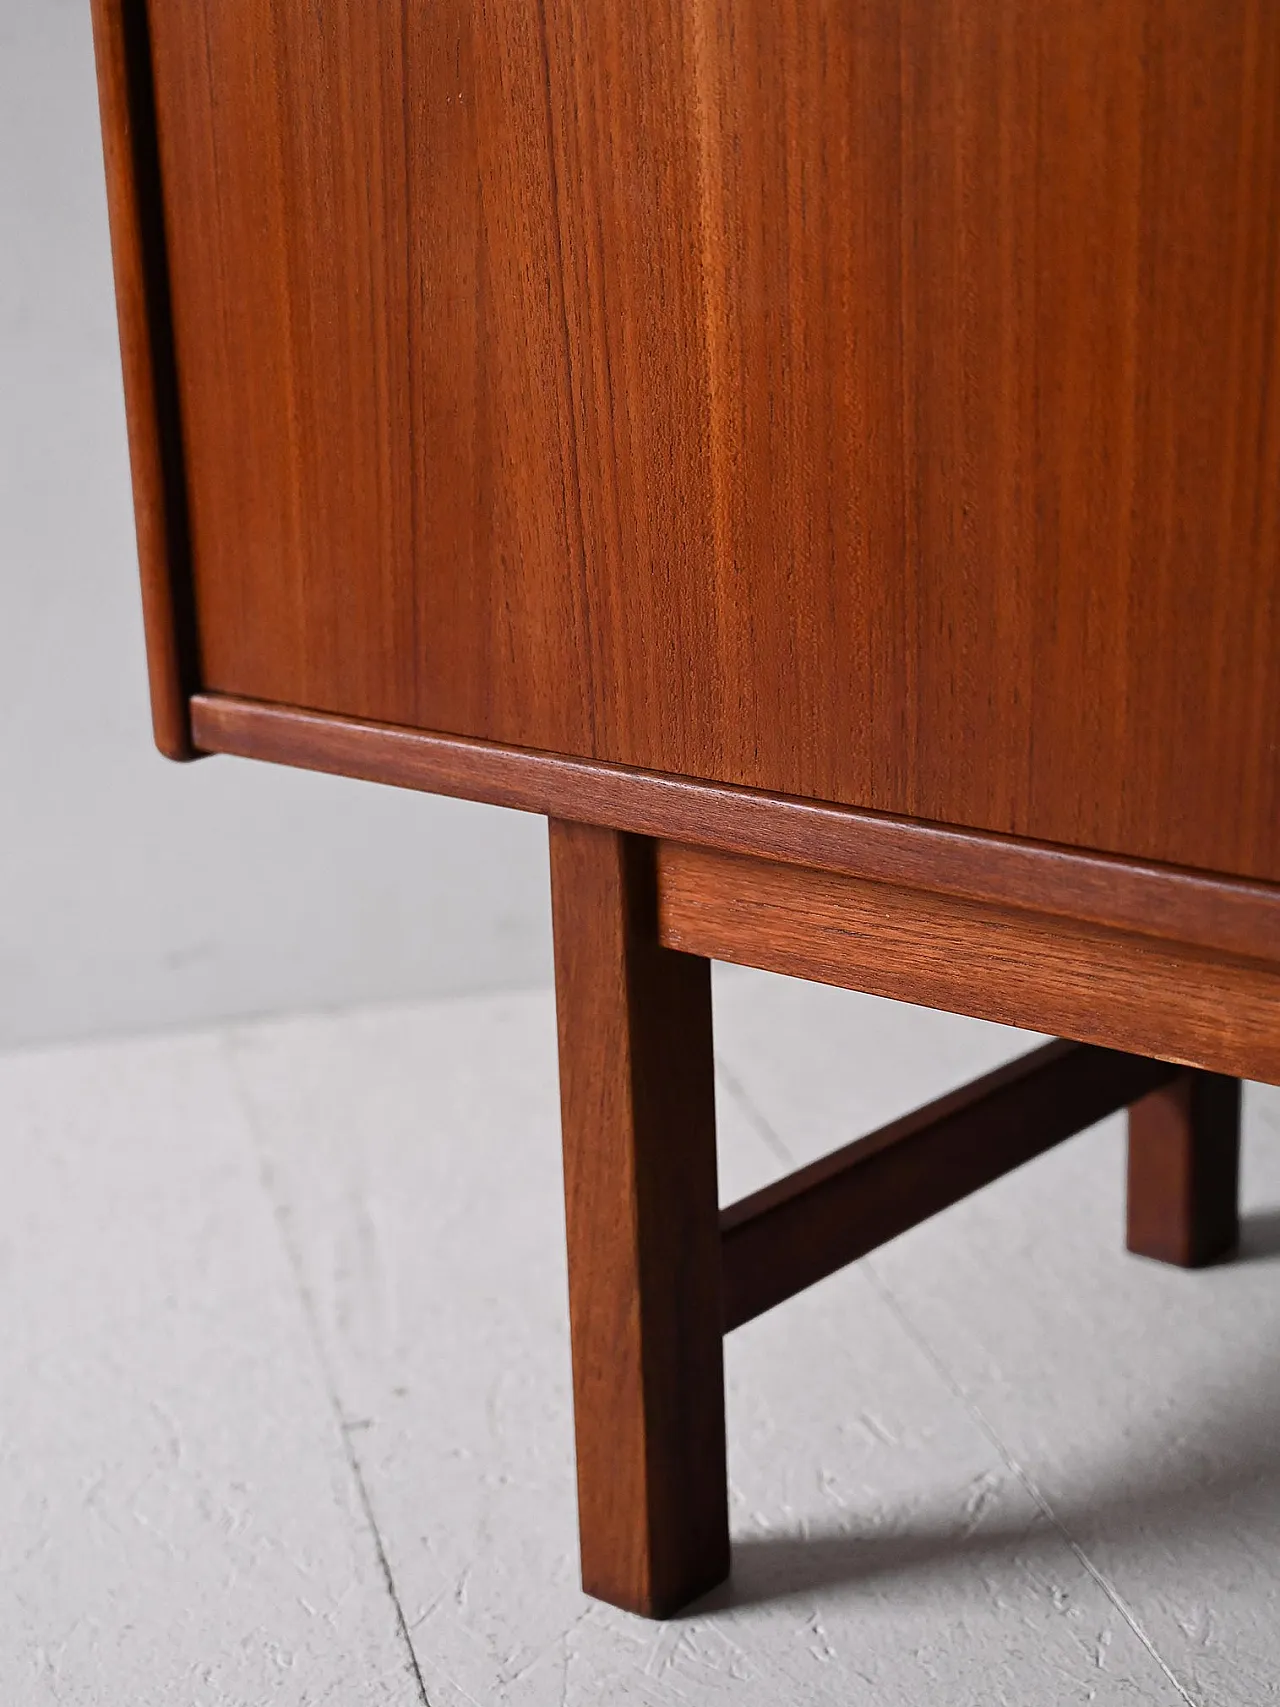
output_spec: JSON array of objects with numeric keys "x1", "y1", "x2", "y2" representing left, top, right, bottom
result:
[
  {"x1": 548, "y1": 820, "x2": 729, "y2": 1617},
  {"x1": 1126, "y1": 1072, "x2": 1241, "y2": 1267}
]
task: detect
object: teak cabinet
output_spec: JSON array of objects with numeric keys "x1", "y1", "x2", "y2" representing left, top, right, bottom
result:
[{"x1": 94, "y1": 0, "x2": 1278, "y2": 1616}]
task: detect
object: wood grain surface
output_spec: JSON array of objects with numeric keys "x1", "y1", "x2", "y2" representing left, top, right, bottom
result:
[
  {"x1": 548, "y1": 822, "x2": 728, "y2": 1617},
  {"x1": 138, "y1": 0, "x2": 1280, "y2": 880},
  {"x1": 656, "y1": 842, "x2": 1280, "y2": 1087},
  {"x1": 722, "y1": 1041, "x2": 1178, "y2": 1331}
]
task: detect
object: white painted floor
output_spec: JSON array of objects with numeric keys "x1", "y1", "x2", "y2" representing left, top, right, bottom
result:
[{"x1": 3, "y1": 970, "x2": 1278, "y2": 1705}]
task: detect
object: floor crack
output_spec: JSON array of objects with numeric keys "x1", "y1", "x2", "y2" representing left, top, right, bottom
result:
[
  {"x1": 218, "y1": 1031, "x2": 432, "y2": 1707},
  {"x1": 715, "y1": 1056, "x2": 797, "y2": 1171}
]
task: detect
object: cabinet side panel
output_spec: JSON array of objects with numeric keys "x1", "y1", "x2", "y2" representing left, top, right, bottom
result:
[
  {"x1": 685, "y1": 0, "x2": 1280, "y2": 876},
  {"x1": 144, "y1": 0, "x2": 605, "y2": 756},
  {"x1": 145, "y1": 1, "x2": 1280, "y2": 879},
  {"x1": 89, "y1": 0, "x2": 198, "y2": 759}
]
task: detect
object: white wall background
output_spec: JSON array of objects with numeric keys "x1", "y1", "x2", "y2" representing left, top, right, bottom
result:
[{"x1": 0, "y1": 0, "x2": 552, "y2": 1050}]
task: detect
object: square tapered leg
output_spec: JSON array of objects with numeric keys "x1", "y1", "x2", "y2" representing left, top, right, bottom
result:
[
  {"x1": 1127, "y1": 1072, "x2": 1241, "y2": 1267},
  {"x1": 548, "y1": 820, "x2": 729, "y2": 1617}
]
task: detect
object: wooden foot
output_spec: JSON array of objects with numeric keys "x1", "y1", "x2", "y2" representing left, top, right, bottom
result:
[
  {"x1": 1126, "y1": 1072, "x2": 1241, "y2": 1267},
  {"x1": 548, "y1": 821, "x2": 729, "y2": 1617}
]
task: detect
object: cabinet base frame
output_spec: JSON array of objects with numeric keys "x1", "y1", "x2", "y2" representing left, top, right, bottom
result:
[{"x1": 550, "y1": 824, "x2": 1244, "y2": 1617}]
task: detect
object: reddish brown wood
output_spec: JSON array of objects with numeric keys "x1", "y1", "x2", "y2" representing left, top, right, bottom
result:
[
  {"x1": 88, "y1": 0, "x2": 198, "y2": 760},
  {"x1": 548, "y1": 821, "x2": 728, "y2": 1617},
  {"x1": 92, "y1": 2, "x2": 1280, "y2": 1628},
  {"x1": 1127, "y1": 1074, "x2": 1242, "y2": 1267},
  {"x1": 723, "y1": 1042, "x2": 1178, "y2": 1331},
  {"x1": 656, "y1": 842, "x2": 1280, "y2": 1088},
  {"x1": 134, "y1": 1, "x2": 1280, "y2": 880},
  {"x1": 190, "y1": 695, "x2": 1280, "y2": 969}
]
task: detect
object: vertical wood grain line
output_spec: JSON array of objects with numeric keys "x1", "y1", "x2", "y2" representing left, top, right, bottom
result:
[{"x1": 533, "y1": 0, "x2": 600, "y2": 751}]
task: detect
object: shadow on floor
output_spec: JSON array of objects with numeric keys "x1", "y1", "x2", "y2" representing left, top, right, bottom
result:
[
  {"x1": 694, "y1": 1238, "x2": 1280, "y2": 1614},
  {"x1": 710, "y1": 1426, "x2": 1280, "y2": 1612},
  {"x1": 1237, "y1": 1207, "x2": 1280, "y2": 1263}
]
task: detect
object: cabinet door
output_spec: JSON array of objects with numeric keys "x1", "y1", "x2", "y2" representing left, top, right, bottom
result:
[{"x1": 148, "y1": 0, "x2": 1280, "y2": 880}]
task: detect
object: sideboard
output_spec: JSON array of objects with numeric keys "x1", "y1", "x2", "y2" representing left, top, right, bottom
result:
[{"x1": 92, "y1": 0, "x2": 1279, "y2": 1616}]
